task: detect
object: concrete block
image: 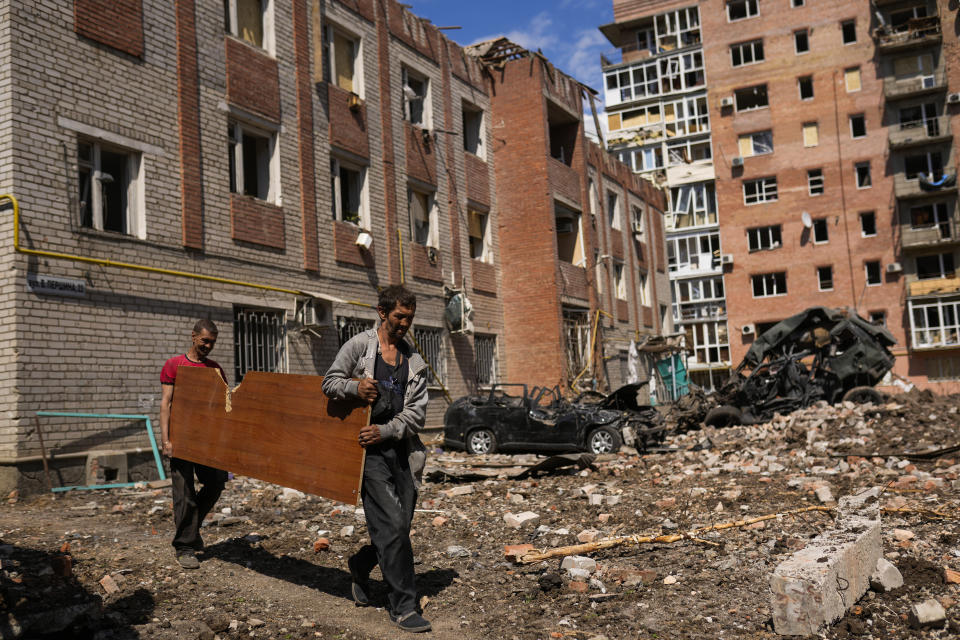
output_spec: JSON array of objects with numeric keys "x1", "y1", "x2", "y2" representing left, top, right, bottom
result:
[
  {"x1": 908, "y1": 599, "x2": 946, "y2": 629},
  {"x1": 84, "y1": 451, "x2": 128, "y2": 486},
  {"x1": 561, "y1": 555, "x2": 597, "y2": 573},
  {"x1": 770, "y1": 487, "x2": 882, "y2": 635},
  {"x1": 870, "y1": 558, "x2": 903, "y2": 593}
]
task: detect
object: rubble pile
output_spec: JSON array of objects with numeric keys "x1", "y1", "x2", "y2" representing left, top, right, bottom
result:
[{"x1": 1, "y1": 391, "x2": 959, "y2": 639}]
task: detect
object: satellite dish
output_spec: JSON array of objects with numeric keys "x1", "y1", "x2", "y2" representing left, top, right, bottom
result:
[{"x1": 801, "y1": 211, "x2": 813, "y2": 228}]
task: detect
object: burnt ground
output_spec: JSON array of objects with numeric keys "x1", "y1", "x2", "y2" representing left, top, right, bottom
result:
[{"x1": 2, "y1": 389, "x2": 959, "y2": 640}]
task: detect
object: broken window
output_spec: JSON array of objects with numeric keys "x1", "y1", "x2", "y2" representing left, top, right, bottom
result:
[
  {"x1": 324, "y1": 24, "x2": 360, "y2": 93},
  {"x1": 747, "y1": 225, "x2": 781, "y2": 252},
  {"x1": 869, "y1": 310, "x2": 886, "y2": 327},
  {"x1": 865, "y1": 260, "x2": 882, "y2": 285},
  {"x1": 547, "y1": 101, "x2": 579, "y2": 166},
  {"x1": 228, "y1": 121, "x2": 278, "y2": 202},
  {"x1": 817, "y1": 266, "x2": 833, "y2": 291},
  {"x1": 910, "y1": 202, "x2": 951, "y2": 239},
  {"x1": 735, "y1": 84, "x2": 768, "y2": 111},
  {"x1": 904, "y1": 151, "x2": 943, "y2": 181},
  {"x1": 330, "y1": 156, "x2": 366, "y2": 226},
  {"x1": 639, "y1": 271, "x2": 651, "y2": 306},
  {"x1": 730, "y1": 39, "x2": 764, "y2": 67},
  {"x1": 563, "y1": 307, "x2": 591, "y2": 381},
  {"x1": 234, "y1": 306, "x2": 286, "y2": 383},
  {"x1": 469, "y1": 209, "x2": 490, "y2": 262},
  {"x1": 224, "y1": 0, "x2": 271, "y2": 52},
  {"x1": 860, "y1": 211, "x2": 877, "y2": 237},
  {"x1": 413, "y1": 326, "x2": 446, "y2": 386},
  {"x1": 855, "y1": 162, "x2": 872, "y2": 189},
  {"x1": 667, "y1": 233, "x2": 720, "y2": 273},
  {"x1": 614, "y1": 261, "x2": 627, "y2": 300},
  {"x1": 604, "y1": 59, "x2": 659, "y2": 105},
  {"x1": 462, "y1": 103, "x2": 484, "y2": 157},
  {"x1": 607, "y1": 190, "x2": 622, "y2": 230},
  {"x1": 663, "y1": 95, "x2": 709, "y2": 137},
  {"x1": 794, "y1": 29, "x2": 809, "y2": 54},
  {"x1": 77, "y1": 138, "x2": 143, "y2": 238},
  {"x1": 667, "y1": 137, "x2": 712, "y2": 166},
  {"x1": 402, "y1": 67, "x2": 429, "y2": 126},
  {"x1": 474, "y1": 334, "x2": 498, "y2": 386},
  {"x1": 669, "y1": 182, "x2": 717, "y2": 229},
  {"x1": 408, "y1": 187, "x2": 437, "y2": 247},
  {"x1": 849, "y1": 114, "x2": 866, "y2": 138},
  {"x1": 798, "y1": 76, "x2": 814, "y2": 100},
  {"x1": 655, "y1": 6, "x2": 701, "y2": 51},
  {"x1": 631, "y1": 204, "x2": 645, "y2": 237},
  {"x1": 813, "y1": 218, "x2": 829, "y2": 243},
  {"x1": 687, "y1": 320, "x2": 730, "y2": 365},
  {"x1": 726, "y1": 0, "x2": 758, "y2": 22},
  {"x1": 751, "y1": 272, "x2": 786, "y2": 297},
  {"x1": 555, "y1": 203, "x2": 584, "y2": 265},
  {"x1": 743, "y1": 177, "x2": 777, "y2": 204},
  {"x1": 841, "y1": 20, "x2": 857, "y2": 44},
  {"x1": 808, "y1": 168, "x2": 824, "y2": 195},
  {"x1": 916, "y1": 252, "x2": 955, "y2": 280},
  {"x1": 738, "y1": 130, "x2": 773, "y2": 157}
]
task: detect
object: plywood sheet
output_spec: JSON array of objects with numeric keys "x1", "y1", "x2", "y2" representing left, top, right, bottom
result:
[{"x1": 169, "y1": 368, "x2": 368, "y2": 505}]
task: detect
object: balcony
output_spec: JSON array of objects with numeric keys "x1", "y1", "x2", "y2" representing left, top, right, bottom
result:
[
  {"x1": 901, "y1": 220, "x2": 960, "y2": 250},
  {"x1": 889, "y1": 116, "x2": 952, "y2": 149},
  {"x1": 875, "y1": 17, "x2": 941, "y2": 54},
  {"x1": 908, "y1": 277, "x2": 960, "y2": 298},
  {"x1": 894, "y1": 169, "x2": 957, "y2": 200},
  {"x1": 884, "y1": 68, "x2": 947, "y2": 100}
]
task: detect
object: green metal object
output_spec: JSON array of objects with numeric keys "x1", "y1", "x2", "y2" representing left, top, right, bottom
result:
[
  {"x1": 654, "y1": 354, "x2": 689, "y2": 404},
  {"x1": 35, "y1": 411, "x2": 166, "y2": 492}
]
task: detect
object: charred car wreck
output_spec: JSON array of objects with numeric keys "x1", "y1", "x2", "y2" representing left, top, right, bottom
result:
[
  {"x1": 443, "y1": 383, "x2": 665, "y2": 455},
  {"x1": 704, "y1": 307, "x2": 896, "y2": 427}
]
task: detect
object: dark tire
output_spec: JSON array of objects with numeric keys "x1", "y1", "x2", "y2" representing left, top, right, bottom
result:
[
  {"x1": 465, "y1": 428, "x2": 497, "y2": 455},
  {"x1": 704, "y1": 405, "x2": 743, "y2": 428},
  {"x1": 587, "y1": 427, "x2": 622, "y2": 454},
  {"x1": 842, "y1": 386, "x2": 883, "y2": 405}
]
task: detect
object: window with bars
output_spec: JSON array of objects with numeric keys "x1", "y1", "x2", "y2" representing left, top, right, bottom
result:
[
  {"x1": 234, "y1": 307, "x2": 287, "y2": 383},
  {"x1": 930, "y1": 357, "x2": 960, "y2": 381},
  {"x1": 336, "y1": 316, "x2": 374, "y2": 347},
  {"x1": 474, "y1": 334, "x2": 497, "y2": 386},
  {"x1": 413, "y1": 326, "x2": 445, "y2": 386}
]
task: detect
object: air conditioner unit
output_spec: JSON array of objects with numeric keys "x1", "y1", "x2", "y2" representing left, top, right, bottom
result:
[
  {"x1": 720, "y1": 253, "x2": 734, "y2": 265},
  {"x1": 720, "y1": 96, "x2": 734, "y2": 108},
  {"x1": 556, "y1": 219, "x2": 574, "y2": 234},
  {"x1": 731, "y1": 156, "x2": 744, "y2": 167},
  {"x1": 741, "y1": 323, "x2": 756, "y2": 335},
  {"x1": 632, "y1": 220, "x2": 644, "y2": 234},
  {"x1": 296, "y1": 297, "x2": 333, "y2": 328},
  {"x1": 948, "y1": 92, "x2": 960, "y2": 104},
  {"x1": 886, "y1": 261, "x2": 903, "y2": 273}
]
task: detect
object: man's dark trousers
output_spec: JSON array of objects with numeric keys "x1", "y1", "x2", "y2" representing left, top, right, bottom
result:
[
  {"x1": 170, "y1": 457, "x2": 227, "y2": 551},
  {"x1": 352, "y1": 441, "x2": 418, "y2": 615}
]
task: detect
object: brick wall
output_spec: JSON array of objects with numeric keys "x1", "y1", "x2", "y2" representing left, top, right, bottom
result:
[
  {"x1": 74, "y1": 0, "x2": 144, "y2": 58},
  {"x1": 404, "y1": 121, "x2": 437, "y2": 186},
  {"x1": 332, "y1": 221, "x2": 375, "y2": 269},
  {"x1": 328, "y1": 85, "x2": 370, "y2": 158},
  {"x1": 230, "y1": 195, "x2": 286, "y2": 249},
  {"x1": 225, "y1": 37, "x2": 281, "y2": 122}
]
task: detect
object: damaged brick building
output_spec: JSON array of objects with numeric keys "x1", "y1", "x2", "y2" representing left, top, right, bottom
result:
[{"x1": 0, "y1": 0, "x2": 670, "y2": 493}]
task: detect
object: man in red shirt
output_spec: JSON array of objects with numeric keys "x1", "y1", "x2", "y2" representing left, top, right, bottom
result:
[{"x1": 160, "y1": 319, "x2": 228, "y2": 569}]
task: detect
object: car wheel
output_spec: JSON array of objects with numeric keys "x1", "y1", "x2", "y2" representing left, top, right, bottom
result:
[
  {"x1": 587, "y1": 427, "x2": 622, "y2": 454},
  {"x1": 704, "y1": 405, "x2": 742, "y2": 428},
  {"x1": 842, "y1": 386, "x2": 883, "y2": 405},
  {"x1": 465, "y1": 428, "x2": 497, "y2": 455}
]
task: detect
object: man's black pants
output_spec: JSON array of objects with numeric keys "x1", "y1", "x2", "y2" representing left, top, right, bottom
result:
[
  {"x1": 352, "y1": 442, "x2": 418, "y2": 616},
  {"x1": 170, "y1": 457, "x2": 227, "y2": 552}
]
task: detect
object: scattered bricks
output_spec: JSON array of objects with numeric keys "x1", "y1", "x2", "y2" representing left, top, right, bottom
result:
[
  {"x1": 567, "y1": 567, "x2": 591, "y2": 580},
  {"x1": 442, "y1": 485, "x2": 474, "y2": 498},
  {"x1": 51, "y1": 555, "x2": 72, "y2": 577},
  {"x1": 891, "y1": 529, "x2": 915, "y2": 542},
  {"x1": 814, "y1": 486, "x2": 834, "y2": 504},
  {"x1": 605, "y1": 495, "x2": 621, "y2": 506},
  {"x1": 655, "y1": 497, "x2": 676, "y2": 509},
  {"x1": 663, "y1": 575, "x2": 678, "y2": 585},
  {"x1": 504, "y1": 544, "x2": 535, "y2": 562},
  {"x1": 568, "y1": 580, "x2": 588, "y2": 593},
  {"x1": 446, "y1": 545, "x2": 470, "y2": 558},
  {"x1": 577, "y1": 484, "x2": 598, "y2": 497},
  {"x1": 340, "y1": 525, "x2": 354, "y2": 538},
  {"x1": 923, "y1": 478, "x2": 945, "y2": 491},
  {"x1": 939, "y1": 596, "x2": 955, "y2": 609},
  {"x1": 770, "y1": 487, "x2": 882, "y2": 636},
  {"x1": 604, "y1": 568, "x2": 657, "y2": 587},
  {"x1": 870, "y1": 558, "x2": 903, "y2": 593},
  {"x1": 504, "y1": 511, "x2": 540, "y2": 528},
  {"x1": 746, "y1": 521, "x2": 766, "y2": 531},
  {"x1": 894, "y1": 475, "x2": 918, "y2": 489},
  {"x1": 577, "y1": 529, "x2": 601, "y2": 543},
  {"x1": 561, "y1": 555, "x2": 597, "y2": 573},
  {"x1": 99, "y1": 574, "x2": 119, "y2": 595},
  {"x1": 945, "y1": 568, "x2": 960, "y2": 584},
  {"x1": 908, "y1": 599, "x2": 946, "y2": 629},
  {"x1": 312, "y1": 538, "x2": 330, "y2": 552},
  {"x1": 598, "y1": 513, "x2": 611, "y2": 524},
  {"x1": 431, "y1": 516, "x2": 448, "y2": 527},
  {"x1": 588, "y1": 494, "x2": 604, "y2": 506},
  {"x1": 885, "y1": 496, "x2": 907, "y2": 510}
]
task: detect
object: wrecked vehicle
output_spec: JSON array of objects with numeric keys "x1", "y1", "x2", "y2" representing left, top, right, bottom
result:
[
  {"x1": 443, "y1": 384, "x2": 628, "y2": 455},
  {"x1": 703, "y1": 307, "x2": 896, "y2": 427},
  {"x1": 573, "y1": 383, "x2": 668, "y2": 450}
]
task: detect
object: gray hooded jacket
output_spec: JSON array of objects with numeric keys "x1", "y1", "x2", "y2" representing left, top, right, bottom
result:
[{"x1": 321, "y1": 328, "x2": 428, "y2": 486}]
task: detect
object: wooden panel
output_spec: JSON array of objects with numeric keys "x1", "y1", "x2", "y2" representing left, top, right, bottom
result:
[{"x1": 170, "y1": 368, "x2": 367, "y2": 505}]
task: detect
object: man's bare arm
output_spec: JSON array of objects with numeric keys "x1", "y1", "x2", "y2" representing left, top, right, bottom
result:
[{"x1": 160, "y1": 384, "x2": 175, "y2": 457}]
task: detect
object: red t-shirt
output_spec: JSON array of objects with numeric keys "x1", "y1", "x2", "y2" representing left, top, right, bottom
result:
[{"x1": 160, "y1": 354, "x2": 227, "y2": 385}]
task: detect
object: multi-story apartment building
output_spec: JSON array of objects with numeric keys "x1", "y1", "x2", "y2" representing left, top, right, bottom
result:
[
  {"x1": 0, "y1": 1, "x2": 668, "y2": 494},
  {"x1": 600, "y1": 0, "x2": 960, "y2": 391},
  {"x1": 600, "y1": 0, "x2": 729, "y2": 390}
]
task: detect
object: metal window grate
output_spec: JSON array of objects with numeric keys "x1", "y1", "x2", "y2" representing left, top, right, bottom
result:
[
  {"x1": 413, "y1": 327, "x2": 445, "y2": 385},
  {"x1": 563, "y1": 309, "x2": 591, "y2": 382},
  {"x1": 234, "y1": 307, "x2": 286, "y2": 383},
  {"x1": 474, "y1": 334, "x2": 497, "y2": 385},
  {"x1": 336, "y1": 316, "x2": 375, "y2": 347}
]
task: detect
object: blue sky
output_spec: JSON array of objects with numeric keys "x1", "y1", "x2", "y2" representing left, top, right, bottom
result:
[{"x1": 408, "y1": 0, "x2": 615, "y2": 93}]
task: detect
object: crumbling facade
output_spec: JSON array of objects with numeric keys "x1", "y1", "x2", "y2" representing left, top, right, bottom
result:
[
  {"x1": 600, "y1": 0, "x2": 960, "y2": 391},
  {"x1": 0, "y1": 0, "x2": 668, "y2": 493}
]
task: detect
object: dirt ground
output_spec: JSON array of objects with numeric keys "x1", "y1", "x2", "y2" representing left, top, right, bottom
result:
[{"x1": 2, "y1": 389, "x2": 959, "y2": 640}]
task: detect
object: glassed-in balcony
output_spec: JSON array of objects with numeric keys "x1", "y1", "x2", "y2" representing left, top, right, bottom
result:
[
  {"x1": 888, "y1": 116, "x2": 952, "y2": 149},
  {"x1": 907, "y1": 292, "x2": 960, "y2": 349},
  {"x1": 884, "y1": 68, "x2": 947, "y2": 100},
  {"x1": 875, "y1": 16, "x2": 941, "y2": 53}
]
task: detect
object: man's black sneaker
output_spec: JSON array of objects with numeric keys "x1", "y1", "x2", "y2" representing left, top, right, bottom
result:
[
  {"x1": 347, "y1": 554, "x2": 370, "y2": 606},
  {"x1": 391, "y1": 611, "x2": 431, "y2": 633},
  {"x1": 176, "y1": 549, "x2": 200, "y2": 570}
]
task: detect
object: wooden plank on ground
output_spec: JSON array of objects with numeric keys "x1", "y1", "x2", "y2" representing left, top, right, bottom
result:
[{"x1": 169, "y1": 367, "x2": 367, "y2": 505}]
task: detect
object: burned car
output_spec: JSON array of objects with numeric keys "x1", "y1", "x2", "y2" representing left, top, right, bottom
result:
[
  {"x1": 443, "y1": 384, "x2": 626, "y2": 455},
  {"x1": 703, "y1": 307, "x2": 896, "y2": 427},
  {"x1": 573, "y1": 383, "x2": 668, "y2": 450}
]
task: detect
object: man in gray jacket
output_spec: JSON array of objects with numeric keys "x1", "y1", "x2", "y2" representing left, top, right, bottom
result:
[{"x1": 321, "y1": 285, "x2": 430, "y2": 633}]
